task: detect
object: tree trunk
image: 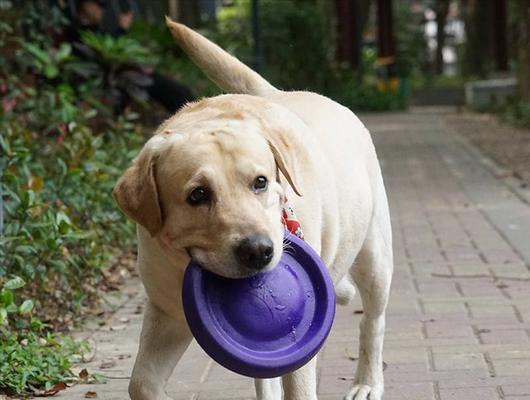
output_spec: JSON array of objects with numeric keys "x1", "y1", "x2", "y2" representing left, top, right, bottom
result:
[
  {"x1": 493, "y1": 0, "x2": 508, "y2": 72},
  {"x1": 176, "y1": 0, "x2": 200, "y2": 27},
  {"x1": 335, "y1": 0, "x2": 371, "y2": 69},
  {"x1": 461, "y1": 0, "x2": 494, "y2": 78},
  {"x1": 517, "y1": 0, "x2": 530, "y2": 101},
  {"x1": 376, "y1": 0, "x2": 395, "y2": 59},
  {"x1": 434, "y1": 0, "x2": 450, "y2": 75}
]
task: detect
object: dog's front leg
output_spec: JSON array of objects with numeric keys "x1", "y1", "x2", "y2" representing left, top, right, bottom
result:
[
  {"x1": 345, "y1": 222, "x2": 392, "y2": 400},
  {"x1": 255, "y1": 378, "x2": 282, "y2": 400},
  {"x1": 282, "y1": 357, "x2": 318, "y2": 400},
  {"x1": 129, "y1": 301, "x2": 192, "y2": 400}
]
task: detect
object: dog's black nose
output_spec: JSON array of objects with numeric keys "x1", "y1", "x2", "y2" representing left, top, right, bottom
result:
[{"x1": 234, "y1": 235, "x2": 274, "y2": 270}]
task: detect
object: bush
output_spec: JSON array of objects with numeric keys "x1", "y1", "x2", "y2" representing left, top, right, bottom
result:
[
  {"x1": 211, "y1": 0, "x2": 413, "y2": 111},
  {"x1": 0, "y1": 278, "x2": 89, "y2": 396},
  {"x1": 1, "y1": 112, "x2": 142, "y2": 324},
  {"x1": 503, "y1": 101, "x2": 530, "y2": 129},
  {"x1": 215, "y1": 0, "x2": 331, "y2": 92},
  {"x1": 127, "y1": 20, "x2": 220, "y2": 98},
  {"x1": 1, "y1": 4, "x2": 143, "y2": 395}
]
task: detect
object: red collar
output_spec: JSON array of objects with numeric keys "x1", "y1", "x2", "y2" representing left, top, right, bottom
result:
[{"x1": 281, "y1": 196, "x2": 304, "y2": 240}]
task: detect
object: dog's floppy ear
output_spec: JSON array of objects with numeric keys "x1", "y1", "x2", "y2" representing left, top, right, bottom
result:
[
  {"x1": 112, "y1": 150, "x2": 163, "y2": 237},
  {"x1": 265, "y1": 132, "x2": 303, "y2": 197}
]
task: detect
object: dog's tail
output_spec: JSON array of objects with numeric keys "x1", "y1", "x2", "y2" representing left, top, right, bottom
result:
[{"x1": 165, "y1": 17, "x2": 277, "y2": 96}]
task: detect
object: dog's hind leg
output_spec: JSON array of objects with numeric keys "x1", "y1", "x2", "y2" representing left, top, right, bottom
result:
[
  {"x1": 255, "y1": 378, "x2": 282, "y2": 400},
  {"x1": 129, "y1": 301, "x2": 192, "y2": 400},
  {"x1": 344, "y1": 198, "x2": 393, "y2": 400}
]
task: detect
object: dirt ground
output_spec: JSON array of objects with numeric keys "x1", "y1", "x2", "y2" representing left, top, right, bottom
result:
[{"x1": 445, "y1": 112, "x2": 530, "y2": 188}]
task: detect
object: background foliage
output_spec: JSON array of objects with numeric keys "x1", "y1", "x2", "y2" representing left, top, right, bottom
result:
[{"x1": 1, "y1": 3, "x2": 143, "y2": 395}]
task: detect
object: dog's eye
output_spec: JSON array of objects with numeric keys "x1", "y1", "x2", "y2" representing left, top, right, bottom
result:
[
  {"x1": 187, "y1": 187, "x2": 210, "y2": 206},
  {"x1": 253, "y1": 176, "x2": 268, "y2": 193}
]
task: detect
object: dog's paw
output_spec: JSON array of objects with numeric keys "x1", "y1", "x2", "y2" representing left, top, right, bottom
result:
[{"x1": 343, "y1": 383, "x2": 383, "y2": 400}]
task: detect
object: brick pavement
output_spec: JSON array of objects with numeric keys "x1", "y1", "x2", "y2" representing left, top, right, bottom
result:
[{"x1": 58, "y1": 109, "x2": 530, "y2": 400}]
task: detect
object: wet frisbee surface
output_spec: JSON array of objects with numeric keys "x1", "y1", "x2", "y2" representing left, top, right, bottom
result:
[{"x1": 182, "y1": 232, "x2": 336, "y2": 378}]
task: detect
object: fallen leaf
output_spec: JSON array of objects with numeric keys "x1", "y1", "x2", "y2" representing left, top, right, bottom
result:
[
  {"x1": 99, "y1": 360, "x2": 116, "y2": 369},
  {"x1": 36, "y1": 382, "x2": 67, "y2": 397},
  {"x1": 110, "y1": 324, "x2": 126, "y2": 331},
  {"x1": 28, "y1": 175, "x2": 44, "y2": 192},
  {"x1": 79, "y1": 368, "x2": 89, "y2": 380},
  {"x1": 84, "y1": 391, "x2": 98, "y2": 398}
]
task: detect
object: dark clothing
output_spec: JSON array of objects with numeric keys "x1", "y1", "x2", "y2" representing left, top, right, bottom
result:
[
  {"x1": 147, "y1": 72, "x2": 195, "y2": 113},
  {"x1": 65, "y1": 1, "x2": 194, "y2": 113}
]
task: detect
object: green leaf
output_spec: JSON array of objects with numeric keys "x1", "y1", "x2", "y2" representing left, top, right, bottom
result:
[
  {"x1": 20, "y1": 190, "x2": 36, "y2": 208},
  {"x1": 0, "y1": 289, "x2": 14, "y2": 307},
  {"x1": 55, "y1": 43, "x2": 72, "y2": 61},
  {"x1": 44, "y1": 64, "x2": 59, "y2": 79},
  {"x1": 19, "y1": 300, "x2": 34, "y2": 314},
  {"x1": 56, "y1": 211, "x2": 72, "y2": 234},
  {"x1": 3, "y1": 277, "x2": 26, "y2": 290},
  {"x1": 30, "y1": 318, "x2": 46, "y2": 331},
  {"x1": 24, "y1": 43, "x2": 51, "y2": 64},
  {"x1": 6, "y1": 303, "x2": 17, "y2": 313},
  {"x1": 0, "y1": 308, "x2": 7, "y2": 324},
  {"x1": 14, "y1": 245, "x2": 37, "y2": 255}
]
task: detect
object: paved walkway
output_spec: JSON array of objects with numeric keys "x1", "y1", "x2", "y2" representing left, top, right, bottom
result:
[{"x1": 59, "y1": 109, "x2": 530, "y2": 400}]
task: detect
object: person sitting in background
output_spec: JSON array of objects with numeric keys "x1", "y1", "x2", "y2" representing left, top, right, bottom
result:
[{"x1": 68, "y1": 0, "x2": 195, "y2": 114}]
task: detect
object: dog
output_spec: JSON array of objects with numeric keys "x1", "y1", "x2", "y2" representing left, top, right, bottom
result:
[{"x1": 112, "y1": 17, "x2": 393, "y2": 400}]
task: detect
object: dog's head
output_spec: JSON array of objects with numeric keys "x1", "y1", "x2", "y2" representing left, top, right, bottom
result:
[{"x1": 113, "y1": 96, "x2": 302, "y2": 278}]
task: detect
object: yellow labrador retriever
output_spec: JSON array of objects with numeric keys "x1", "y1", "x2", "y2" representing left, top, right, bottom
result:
[{"x1": 113, "y1": 18, "x2": 393, "y2": 400}]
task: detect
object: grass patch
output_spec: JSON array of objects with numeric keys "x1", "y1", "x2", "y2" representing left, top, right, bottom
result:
[{"x1": 0, "y1": 331, "x2": 88, "y2": 396}]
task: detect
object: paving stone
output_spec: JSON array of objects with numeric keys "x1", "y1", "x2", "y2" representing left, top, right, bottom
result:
[
  {"x1": 439, "y1": 387, "x2": 500, "y2": 400},
  {"x1": 502, "y1": 384, "x2": 530, "y2": 396},
  {"x1": 432, "y1": 351, "x2": 487, "y2": 371},
  {"x1": 480, "y1": 329, "x2": 530, "y2": 345}
]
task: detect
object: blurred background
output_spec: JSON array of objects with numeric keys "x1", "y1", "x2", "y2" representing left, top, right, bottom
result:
[
  {"x1": 2, "y1": 0, "x2": 529, "y2": 116},
  {"x1": 1, "y1": 0, "x2": 529, "y2": 397}
]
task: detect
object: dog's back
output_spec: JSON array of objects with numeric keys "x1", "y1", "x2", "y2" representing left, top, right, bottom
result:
[{"x1": 164, "y1": 19, "x2": 384, "y2": 293}]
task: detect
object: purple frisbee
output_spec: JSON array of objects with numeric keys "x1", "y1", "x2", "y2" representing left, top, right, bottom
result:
[{"x1": 182, "y1": 232, "x2": 336, "y2": 379}]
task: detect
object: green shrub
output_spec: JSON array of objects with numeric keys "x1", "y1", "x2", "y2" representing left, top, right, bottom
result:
[
  {"x1": 1, "y1": 111, "x2": 142, "y2": 323},
  {"x1": 214, "y1": 0, "x2": 331, "y2": 92},
  {"x1": 0, "y1": 9, "x2": 142, "y2": 398},
  {"x1": 0, "y1": 329, "x2": 88, "y2": 396},
  {"x1": 0, "y1": 4, "x2": 146, "y2": 395},
  {"x1": 503, "y1": 101, "x2": 530, "y2": 128},
  {"x1": 81, "y1": 31, "x2": 160, "y2": 66},
  {"x1": 0, "y1": 278, "x2": 89, "y2": 396}
]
